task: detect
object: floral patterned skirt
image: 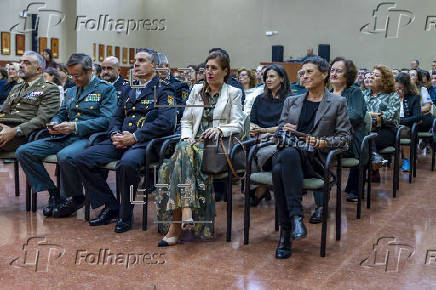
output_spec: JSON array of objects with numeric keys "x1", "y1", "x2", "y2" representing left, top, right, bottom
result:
[{"x1": 154, "y1": 141, "x2": 215, "y2": 240}]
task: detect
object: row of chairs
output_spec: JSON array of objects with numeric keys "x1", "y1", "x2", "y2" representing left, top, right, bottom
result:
[{"x1": 1, "y1": 118, "x2": 434, "y2": 257}]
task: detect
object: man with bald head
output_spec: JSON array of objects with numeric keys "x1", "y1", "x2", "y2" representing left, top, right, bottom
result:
[{"x1": 100, "y1": 56, "x2": 128, "y2": 104}]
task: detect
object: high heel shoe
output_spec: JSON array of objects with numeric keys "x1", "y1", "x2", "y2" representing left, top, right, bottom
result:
[{"x1": 158, "y1": 235, "x2": 179, "y2": 247}]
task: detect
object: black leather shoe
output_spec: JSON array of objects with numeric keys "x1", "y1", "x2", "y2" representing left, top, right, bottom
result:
[
  {"x1": 346, "y1": 192, "x2": 358, "y2": 202},
  {"x1": 291, "y1": 216, "x2": 307, "y2": 240},
  {"x1": 275, "y1": 226, "x2": 292, "y2": 259},
  {"x1": 43, "y1": 195, "x2": 60, "y2": 217},
  {"x1": 89, "y1": 207, "x2": 119, "y2": 226},
  {"x1": 52, "y1": 198, "x2": 85, "y2": 218},
  {"x1": 309, "y1": 207, "x2": 323, "y2": 224},
  {"x1": 114, "y1": 218, "x2": 132, "y2": 233}
]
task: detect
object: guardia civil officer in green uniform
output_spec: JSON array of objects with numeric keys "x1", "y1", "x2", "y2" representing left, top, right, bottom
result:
[
  {"x1": 0, "y1": 51, "x2": 59, "y2": 151},
  {"x1": 16, "y1": 53, "x2": 117, "y2": 218},
  {"x1": 75, "y1": 48, "x2": 177, "y2": 233}
]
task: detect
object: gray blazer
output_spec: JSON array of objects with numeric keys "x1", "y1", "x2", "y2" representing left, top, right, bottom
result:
[{"x1": 278, "y1": 89, "x2": 352, "y2": 152}]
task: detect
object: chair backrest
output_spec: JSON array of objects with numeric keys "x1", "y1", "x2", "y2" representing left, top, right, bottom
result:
[
  {"x1": 431, "y1": 104, "x2": 436, "y2": 117},
  {"x1": 364, "y1": 111, "x2": 372, "y2": 135},
  {"x1": 241, "y1": 114, "x2": 250, "y2": 141}
]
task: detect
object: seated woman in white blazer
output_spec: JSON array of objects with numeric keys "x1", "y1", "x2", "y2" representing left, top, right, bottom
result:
[{"x1": 155, "y1": 51, "x2": 244, "y2": 246}]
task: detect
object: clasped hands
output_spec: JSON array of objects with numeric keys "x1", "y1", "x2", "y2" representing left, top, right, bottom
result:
[
  {"x1": 282, "y1": 123, "x2": 328, "y2": 149},
  {"x1": 183, "y1": 127, "x2": 222, "y2": 144},
  {"x1": 250, "y1": 124, "x2": 273, "y2": 137},
  {"x1": 111, "y1": 131, "x2": 136, "y2": 149}
]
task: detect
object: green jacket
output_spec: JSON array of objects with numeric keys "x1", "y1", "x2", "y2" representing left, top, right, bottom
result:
[{"x1": 0, "y1": 76, "x2": 60, "y2": 136}]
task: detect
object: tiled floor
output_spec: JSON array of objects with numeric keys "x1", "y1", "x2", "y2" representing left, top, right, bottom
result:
[{"x1": 1, "y1": 154, "x2": 436, "y2": 289}]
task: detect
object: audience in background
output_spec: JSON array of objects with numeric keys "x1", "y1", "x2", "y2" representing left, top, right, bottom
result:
[
  {"x1": 410, "y1": 59, "x2": 419, "y2": 70},
  {"x1": 57, "y1": 64, "x2": 75, "y2": 89},
  {"x1": 395, "y1": 72, "x2": 422, "y2": 172},
  {"x1": 43, "y1": 67, "x2": 65, "y2": 104},
  {"x1": 0, "y1": 67, "x2": 8, "y2": 105},
  {"x1": 239, "y1": 68, "x2": 262, "y2": 115},
  {"x1": 92, "y1": 63, "x2": 102, "y2": 78},
  {"x1": 1, "y1": 63, "x2": 21, "y2": 102},
  {"x1": 43, "y1": 49, "x2": 58, "y2": 69},
  {"x1": 429, "y1": 72, "x2": 436, "y2": 103},
  {"x1": 363, "y1": 65, "x2": 400, "y2": 182}
]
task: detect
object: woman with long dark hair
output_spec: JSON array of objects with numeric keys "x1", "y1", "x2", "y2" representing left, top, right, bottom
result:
[
  {"x1": 249, "y1": 65, "x2": 291, "y2": 206},
  {"x1": 395, "y1": 72, "x2": 422, "y2": 172},
  {"x1": 43, "y1": 48, "x2": 57, "y2": 69}
]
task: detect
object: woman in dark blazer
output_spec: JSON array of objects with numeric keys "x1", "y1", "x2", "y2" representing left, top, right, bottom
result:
[
  {"x1": 326, "y1": 57, "x2": 367, "y2": 205},
  {"x1": 395, "y1": 72, "x2": 422, "y2": 172},
  {"x1": 273, "y1": 56, "x2": 352, "y2": 259}
]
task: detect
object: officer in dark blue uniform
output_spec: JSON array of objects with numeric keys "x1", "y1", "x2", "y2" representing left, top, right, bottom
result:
[
  {"x1": 156, "y1": 53, "x2": 190, "y2": 124},
  {"x1": 75, "y1": 48, "x2": 177, "y2": 233},
  {"x1": 100, "y1": 56, "x2": 129, "y2": 106},
  {"x1": 16, "y1": 53, "x2": 117, "y2": 217}
]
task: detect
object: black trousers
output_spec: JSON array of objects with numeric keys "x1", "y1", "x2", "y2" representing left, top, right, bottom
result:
[
  {"x1": 373, "y1": 126, "x2": 396, "y2": 151},
  {"x1": 272, "y1": 147, "x2": 304, "y2": 226},
  {"x1": 75, "y1": 139, "x2": 147, "y2": 220}
]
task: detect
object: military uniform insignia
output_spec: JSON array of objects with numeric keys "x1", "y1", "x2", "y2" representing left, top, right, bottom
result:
[
  {"x1": 182, "y1": 91, "x2": 188, "y2": 100},
  {"x1": 140, "y1": 99, "x2": 153, "y2": 105},
  {"x1": 168, "y1": 95, "x2": 175, "y2": 106},
  {"x1": 85, "y1": 94, "x2": 101, "y2": 102},
  {"x1": 25, "y1": 91, "x2": 43, "y2": 101}
]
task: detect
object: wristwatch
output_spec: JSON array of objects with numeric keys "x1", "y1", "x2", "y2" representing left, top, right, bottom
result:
[{"x1": 16, "y1": 126, "x2": 23, "y2": 137}]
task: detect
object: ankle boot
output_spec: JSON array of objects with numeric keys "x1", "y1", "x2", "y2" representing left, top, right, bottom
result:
[
  {"x1": 275, "y1": 225, "x2": 292, "y2": 259},
  {"x1": 291, "y1": 216, "x2": 307, "y2": 239},
  {"x1": 43, "y1": 189, "x2": 60, "y2": 217}
]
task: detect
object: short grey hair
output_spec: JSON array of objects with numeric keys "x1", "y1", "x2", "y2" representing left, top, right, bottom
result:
[
  {"x1": 103, "y1": 56, "x2": 120, "y2": 69},
  {"x1": 23, "y1": 51, "x2": 46, "y2": 69},
  {"x1": 136, "y1": 48, "x2": 157, "y2": 64},
  {"x1": 302, "y1": 56, "x2": 330, "y2": 72},
  {"x1": 66, "y1": 53, "x2": 93, "y2": 71}
]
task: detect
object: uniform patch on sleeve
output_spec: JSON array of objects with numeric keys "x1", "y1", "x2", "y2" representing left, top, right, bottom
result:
[
  {"x1": 168, "y1": 95, "x2": 175, "y2": 106},
  {"x1": 182, "y1": 91, "x2": 188, "y2": 100}
]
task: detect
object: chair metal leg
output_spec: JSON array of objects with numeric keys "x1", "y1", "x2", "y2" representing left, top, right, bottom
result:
[
  {"x1": 320, "y1": 182, "x2": 330, "y2": 257},
  {"x1": 26, "y1": 179, "x2": 31, "y2": 212},
  {"x1": 31, "y1": 190, "x2": 37, "y2": 212},
  {"x1": 243, "y1": 176, "x2": 250, "y2": 245},
  {"x1": 85, "y1": 201, "x2": 90, "y2": 221},
  {"x1": 367, "y1": 166, "x2": 371, "y2": 209},
  {"x1": 143, "y1": 169, "x2": 148, "y2": 231},
  {"x1": 115, "y1": 173, "x2": 120, "y2": 202},
  {"x1": 335, "y1": 160, "x2": 341, "y2": 241},
  {"x1": 393, "y1": 151, "x2": 399, "y2": 198},
  {"x1": 412, "y1": 139, "x2": 417, "y2": 178},
  {"x1": 432, "y1": 140, "x2": 435, "y2": 171},
  {"x1": 226, "y1": 169, "x2": 232, "y2": 242},
  {"x1": 357, "y1": 165, "x2": 364, "y2": 219},
  {"x1": 14, "y1": 160, "x2": 20, "y2": 196},
  {"x1": 408, "y1": 143, "x2": 413, "y2": 184},
  {"x1": 274, "y1": 199, "x2": 279, "y2": 231}
]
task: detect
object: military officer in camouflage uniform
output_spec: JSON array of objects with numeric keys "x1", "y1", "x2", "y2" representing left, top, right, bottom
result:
[
  {"x1": 75, "y1": 48, "x2": 177, "y2": 233},
  {"x1": 0, "y1": 51, "x2": 59, "y2": 151},
  {"x1": 16, "y1": 53, "x2": 117, "y2": 218},
  {"x1": 100, "y1": 56, "x2": 129, "y2": 105}
]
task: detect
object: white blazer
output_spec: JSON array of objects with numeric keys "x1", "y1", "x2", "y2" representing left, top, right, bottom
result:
[{"x1": 180, "y1": 82, "x2": 245, "y2": 139}]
